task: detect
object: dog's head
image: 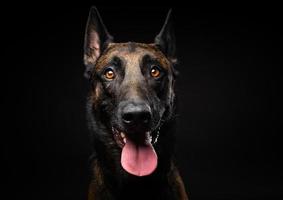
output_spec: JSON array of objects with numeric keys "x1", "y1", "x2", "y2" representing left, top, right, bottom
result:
[{"x1": 84, "y1": 7, "x2": 177, "y2": 177}]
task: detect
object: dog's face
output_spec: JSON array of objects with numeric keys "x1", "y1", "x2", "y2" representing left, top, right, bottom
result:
[
  {"x1": 90, "y1": 43, "x2": 174, "y2": 137},
  {"x1": 84, "y1": 7, "x2": 177, "y2": 177}
]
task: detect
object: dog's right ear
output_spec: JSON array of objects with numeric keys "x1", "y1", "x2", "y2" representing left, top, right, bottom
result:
[{"x1": 83, "y1": 7, "x2": 113, "y2": 79}]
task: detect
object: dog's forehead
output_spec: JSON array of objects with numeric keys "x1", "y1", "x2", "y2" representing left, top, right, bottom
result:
[{"x1": 95, "y1": 42, "x2": 171, "y2": 70}]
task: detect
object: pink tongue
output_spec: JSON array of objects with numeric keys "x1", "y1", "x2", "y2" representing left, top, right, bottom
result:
[{"x1": 121, "y1": 136, "x2": 157, "y2": 176}]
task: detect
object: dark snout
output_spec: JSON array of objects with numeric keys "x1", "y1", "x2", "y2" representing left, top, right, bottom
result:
[{"x1": 119, "y1": 101, "x2": 152, "y2": 132}]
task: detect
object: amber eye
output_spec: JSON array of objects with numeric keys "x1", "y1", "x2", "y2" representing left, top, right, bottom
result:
[
  {"x1": 150, "y1": 66, "x2": 161, "y2": 78},
  {"x1": 104, "y1": 68, "x2": 115, "y2": 80}
]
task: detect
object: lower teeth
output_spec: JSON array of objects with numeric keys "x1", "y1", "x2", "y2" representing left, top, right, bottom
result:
[{"x1": 113, "y1": 128, "x2": 157, "y2": 145}]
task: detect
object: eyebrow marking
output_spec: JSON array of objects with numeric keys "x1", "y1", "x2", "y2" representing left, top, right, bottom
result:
[
  {"x1": 141, "y1": 54, "x2": 166, "y2": 70},
  {"x1": 94, "y1": 42, "x2": 171, "y2": 72}
]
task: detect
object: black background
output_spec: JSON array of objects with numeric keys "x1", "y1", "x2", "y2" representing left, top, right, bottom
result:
[{"x1": 3, "y1": 3, "x2": 282, "y2": 200}]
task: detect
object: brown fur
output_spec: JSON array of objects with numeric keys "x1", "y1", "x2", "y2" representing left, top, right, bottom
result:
[
  {"x1": 93, "y1": 43, "x2": 171, "y2": 72},
  {"x1": 84, "y1": 7, "x2": 188, "y2": 200},
  {"x1": 87, "y1": 43, "x2": 189, "y2": 200}
]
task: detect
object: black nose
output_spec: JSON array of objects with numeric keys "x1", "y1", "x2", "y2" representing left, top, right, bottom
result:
[{"x1": 121, "y1": 102, "x2": 152, "y2": 127}]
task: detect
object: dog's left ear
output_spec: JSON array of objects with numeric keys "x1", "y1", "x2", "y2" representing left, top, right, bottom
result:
[
  {"x1": 84, "y1": 6, "x2": 113, "y2": 79},
  {"x1": 154, "y1": 9, "x2": 177, "y2": 64}
]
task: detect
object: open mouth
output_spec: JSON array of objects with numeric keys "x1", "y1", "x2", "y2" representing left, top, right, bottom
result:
[{"x1": 112, "y1": 127, "x2": 160, "y2": 177}]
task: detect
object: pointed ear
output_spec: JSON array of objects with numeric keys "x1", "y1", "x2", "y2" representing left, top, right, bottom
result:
[
  {"x1": 83, "y1": 6, "x2": 113, "y2": 79},
  {"x1": 154, "y1": 9, "x2": 177, "y2": 64}
]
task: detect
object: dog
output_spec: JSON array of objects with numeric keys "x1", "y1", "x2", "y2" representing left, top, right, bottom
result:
[{"x1": 83, "y1": 7, "x2": 188, "y2": 200}]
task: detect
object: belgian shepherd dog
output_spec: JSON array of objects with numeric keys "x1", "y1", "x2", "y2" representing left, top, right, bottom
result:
[{"x1": 83, "y1": 7, "x2": 188, "y2": 200}]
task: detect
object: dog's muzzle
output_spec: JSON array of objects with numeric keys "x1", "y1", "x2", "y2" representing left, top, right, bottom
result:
[{"x1": 113, "y1": 100, "x2": 158, "y2": 177}]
